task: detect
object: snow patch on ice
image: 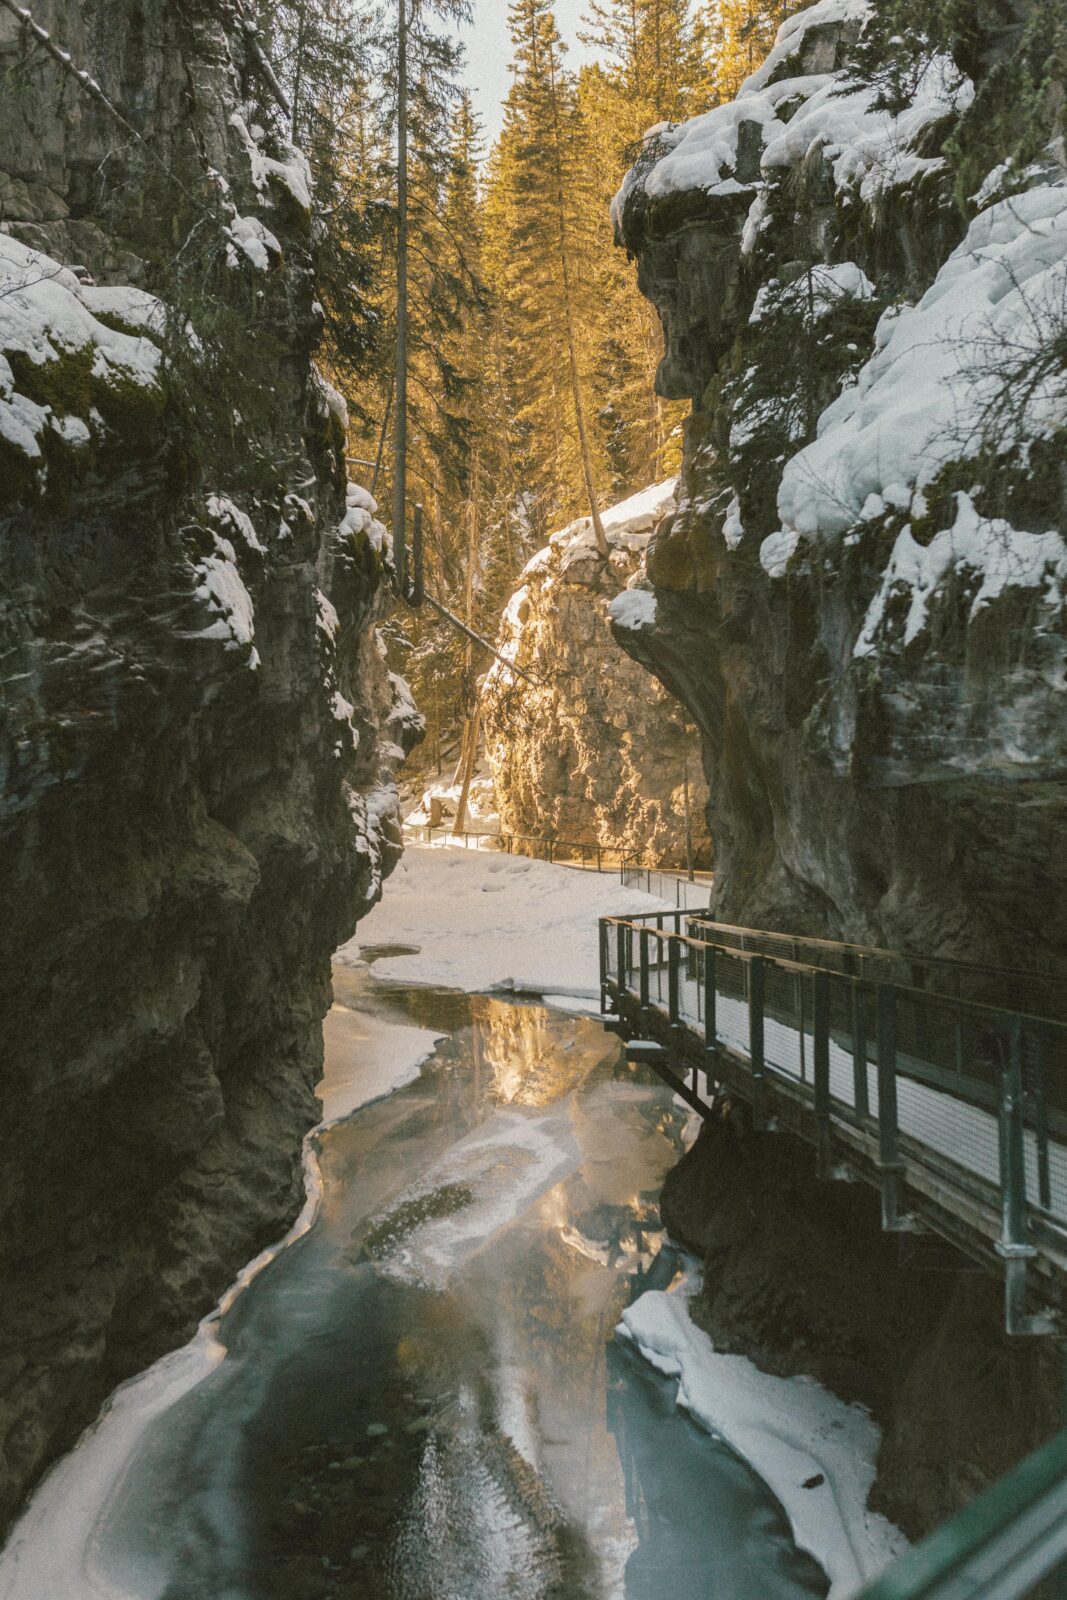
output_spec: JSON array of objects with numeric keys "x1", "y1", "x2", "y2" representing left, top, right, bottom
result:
[
  {"x1": 319, "y1": 1005, "x2": 443, "y2": 1122},
  {"x1": 367, "y1": 1107, "x2": 581, "y2": 1290},
  {"x1": 618, "y1": 1275, "x2": 907, "y2": 1598}
]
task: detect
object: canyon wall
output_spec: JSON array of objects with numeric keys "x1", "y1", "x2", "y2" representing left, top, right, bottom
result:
[
  {"x1": 662, "y1": 1109, "x2": 1061, "y2": 1540},
  {"x1": 483, "y1": 483, "x2": 712, "y2": 867},
  {"x1": 608, "y1": 0, "x2": 1066, "y2": 1539},
  {"x1": 0, "y1": 0, "x2": 419, "y2": 1527},
  {"x1": 610, "y1": 0, "x2": 1066, "y2": 985}
]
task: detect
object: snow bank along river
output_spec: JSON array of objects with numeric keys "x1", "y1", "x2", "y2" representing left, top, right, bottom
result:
[{"x1": 0, "y1": 849, "x2": 901, "y2": 1598}]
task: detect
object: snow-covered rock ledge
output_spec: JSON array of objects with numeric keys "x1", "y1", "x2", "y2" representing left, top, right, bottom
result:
[
  {"x1": 606, "y1": 0, "x2": 1067, "y2": 976},
  {"x1": 482, "y1": 481, "x2": 711, "y2": 868}
]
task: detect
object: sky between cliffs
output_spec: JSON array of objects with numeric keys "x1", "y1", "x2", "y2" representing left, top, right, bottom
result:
[{"x1": 462, "y1": 0, "x2": 597, "y2": 143}]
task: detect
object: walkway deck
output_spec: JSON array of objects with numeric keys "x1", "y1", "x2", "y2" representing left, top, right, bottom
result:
[{"x1": 599, "y1": 910, "x2": 1066, "y2": 1335}]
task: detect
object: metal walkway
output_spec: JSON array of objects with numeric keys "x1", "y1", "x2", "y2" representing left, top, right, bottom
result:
[{"x1": 599, "y1": 909, "x2": 1066, "y2": 1335}]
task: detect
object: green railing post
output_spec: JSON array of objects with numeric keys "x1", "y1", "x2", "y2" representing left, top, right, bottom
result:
[
  {"x1": 639, "y1": 929, "x2": 651, "y2": 1027},
  {"x1": 814, "y1": 969, "x2": 832, "y2": 1177},
  {"x1": 705, "y1": 946, "x2": 717, "y2": 1052},
  {"x1": 998, "y1": 1018, "x2": 1038, "y2": 1334},
  {"x1": 703, "y1": 945, "x2": 717, "y2": 1092},
  {"x1": 668, "y1": 937, "x2": 680, "y2": 1029},
  {"x1": 749, "y1": 956, "x2": 766, "y2": 1128},
  {"x1": 1031, "y1": 1028, "x2": 1051, "y2": 1213},
  {"x1": 852, "y1": 982, "x2": 870, "y2": 1119},
  {"x1": 876, "y1": 983, "x2": 907, "y2": 1232},
  {"x1": 616, "y1": 922, "x2": 627, "y2": 1009},
  {"x1": 599, "y1": 919, "x2": 610, "y2": 1013}
]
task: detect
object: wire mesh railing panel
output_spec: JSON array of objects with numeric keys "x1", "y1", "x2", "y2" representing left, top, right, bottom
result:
[
  {"x1": 599, "y1": 915, "x2": 1067, "y2": 1250},
  {"x1": 709, "y1": 950, "x2": 750, "y2": 1057},
  {"x1": 687, "y1": 916, "x2": 1058, "y2": 1019},
  {"x1": 765, "y1": 969, "x2": 813, "y2": 1084},
  {"x1": 679, "y1": 956, "x2": 701, "y2": 1028}
]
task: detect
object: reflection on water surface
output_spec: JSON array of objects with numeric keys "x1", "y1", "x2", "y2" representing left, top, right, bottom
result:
[{"x1": 101, "y1": 972, "x2": 827, "y2": 1600}]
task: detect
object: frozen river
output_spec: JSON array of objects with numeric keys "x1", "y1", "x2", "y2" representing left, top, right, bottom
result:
[{"x1": 2, "y1": 960, "x2": 830, "y2": 1600}]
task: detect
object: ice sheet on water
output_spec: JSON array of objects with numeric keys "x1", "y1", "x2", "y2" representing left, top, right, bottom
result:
[
  {"x1": 618, "y1": 1273, "x2": 907, "y2": 1600},
  {"x1": 365, "y1": 1106, "x2": 581, "y2": 1290}
]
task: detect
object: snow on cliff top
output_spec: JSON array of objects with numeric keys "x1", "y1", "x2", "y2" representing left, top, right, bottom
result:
[
  {"x1": 487, "y1": 480, "x2": 676, "y2": 679},
  {"x1": 0, "y1": 233, "x2": 161, "y2": 468},
  {"x1": 521, "y1": 478, "x2": 677, "y2": 580},
  {"x1": 778, "y1": 182, "x2": 1067, "y2": 538},
  {"x1": 612, "y1": 0, "x2": 968, "y2": 227}
]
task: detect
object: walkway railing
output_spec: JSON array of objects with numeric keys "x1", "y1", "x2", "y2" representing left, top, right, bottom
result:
[
  {"x1": 620, "y1": 864, "x2": 714, "y2": 910},
  {"x1": 404, "y1": 824, "x2": 714, "y2": 908},
  {"x1": 856, "y1": 1426, "x2": 1067, "y2": 1599},
  {"x1": 599, "y1": 908, "x2": 1067, "y2": 1333},
  {"x1": 686, "y1": 915, "x2": 1054, "y2": 1016}
]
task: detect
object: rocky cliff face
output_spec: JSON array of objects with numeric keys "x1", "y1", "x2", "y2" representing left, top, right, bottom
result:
[
  {"x1": 661, "y1": 1109, "x2": 1061, "y2": 1541},
  {"x1": 482, "y1": 483, "x2": 711, "y2": 867},
  {"x1": 0, "y1": 0, "x2": 419, "y2": 1527},
  {"x1": 611, "y1": 0, "x2": 1067, "y2": 983}
]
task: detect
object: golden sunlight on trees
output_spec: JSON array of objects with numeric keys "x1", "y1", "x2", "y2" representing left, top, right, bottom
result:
[{"x1": 331, "y1": 0, "x2": 797, "y2": 769}]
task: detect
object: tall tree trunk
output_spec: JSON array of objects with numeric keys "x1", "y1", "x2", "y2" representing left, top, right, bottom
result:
[
  {"x1": 453, "y1": 702, "x2": 482, "y2": 837},
  {"x1": 451, "y1": 711, "x2": 471, "y2": 788},
  {"x1": 392, "y1": 0, "x2": 409, "y2": 594},
  {"x1": 546, "y1": 44, "x2": 608, "y2": 557},
  {"x1": 290, "y1": 0, "x2": 307, "y2": 143},
  {"x1": 562, "y1": 294, "x2": 608, "y2": 556}
]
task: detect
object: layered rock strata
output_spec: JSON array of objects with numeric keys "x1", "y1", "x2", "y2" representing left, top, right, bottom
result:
[
  {"x1": 0, "y1": 0, "x2": 419, "y2": 1528},
  {"x1": 483, "y1": 482, "x2": 712, "y2": 867},
  {"x1": 611, "y1": 0, "x2": 1067, "y2": 981}
]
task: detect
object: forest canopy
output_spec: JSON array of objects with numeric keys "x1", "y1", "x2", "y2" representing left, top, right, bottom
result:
[{"x1": 263, "y1": 0, "x2": 795, "y2": 766}]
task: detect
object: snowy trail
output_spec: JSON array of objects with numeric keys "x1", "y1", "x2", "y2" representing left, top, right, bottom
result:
[{"x1": 336, "y1": 841, "x2": 673, "y2": 996}]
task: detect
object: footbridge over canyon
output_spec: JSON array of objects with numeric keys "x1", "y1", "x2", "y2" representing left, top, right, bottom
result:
[
  {"x1": 599, "y1": 911, "x2": 1066, "y2": 1341},
  {"x1": 600, "y1": 912, "x2": 1067, "y2": 1596}
]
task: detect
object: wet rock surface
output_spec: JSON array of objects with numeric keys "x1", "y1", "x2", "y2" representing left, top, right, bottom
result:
[
  {"x1": 611, "y1": 1, "x2": 1067, "y2": 981},
  {"x1": 0, "y1": 0, "x2": 419, "y2": 1530},
  {"x1": 661, "y1": 1108, "x2": 1061, "y2": 1539}
]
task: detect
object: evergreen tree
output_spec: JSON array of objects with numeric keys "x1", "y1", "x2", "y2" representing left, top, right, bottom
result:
[
  {"x1": 580, "y1": 0, "x2": 714, "y2": 125},
  {"x1": 709, "y1": 1, "x2": 790, "y2": 101},
  {"x1": 487, "y1": 0, "x2": 611, "y2": 549}
]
